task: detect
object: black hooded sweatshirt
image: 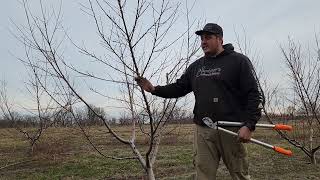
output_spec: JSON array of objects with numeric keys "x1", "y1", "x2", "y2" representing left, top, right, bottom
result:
[{"x1": 152, "y1": 44, "x2": 264, "y2": 131}]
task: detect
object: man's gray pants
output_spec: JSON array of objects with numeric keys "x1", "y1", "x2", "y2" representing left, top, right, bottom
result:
[{"x1": 194, "y1": 125, "x2": 251, "y2": 180}]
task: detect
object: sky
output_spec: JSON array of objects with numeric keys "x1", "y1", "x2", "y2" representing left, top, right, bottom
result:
[{"x1": 1, "y1": 0, "x2": 320, "y2": 117}]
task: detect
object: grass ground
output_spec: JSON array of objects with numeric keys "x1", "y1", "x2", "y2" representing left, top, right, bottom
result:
[{"x1": 0, "y1": 124, "x2": 319, "y2": 179}]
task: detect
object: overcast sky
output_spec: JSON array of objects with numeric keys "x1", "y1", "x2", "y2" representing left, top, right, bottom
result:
[{"x1": 1, "y1": 0, "x2": 320, "y2": 116}]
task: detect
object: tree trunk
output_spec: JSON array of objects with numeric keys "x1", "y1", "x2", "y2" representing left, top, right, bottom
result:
[
  {"x1": 309, "y1": 128, "x2": 313, "y2": 163},
  {"x1": 310, "y1": 151, "x2": 317, "y2": 164},
  {"x1": 309, "y1": 128, "x2": 317, "y2": 164},
  {"x1": 147, "y1": 167, "x2": 155, "y2": 180}
]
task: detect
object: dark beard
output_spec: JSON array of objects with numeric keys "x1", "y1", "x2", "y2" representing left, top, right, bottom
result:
[{"x1": 204, "y1": 49, "x2": 218, "y2": 57}]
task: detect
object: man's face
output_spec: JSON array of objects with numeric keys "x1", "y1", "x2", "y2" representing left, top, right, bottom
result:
[{"x1": 200, "y1": 34, "x2": 222, "y2": 55}]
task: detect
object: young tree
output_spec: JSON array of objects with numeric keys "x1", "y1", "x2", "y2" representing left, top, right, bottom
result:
[
  {"x1": 280, "y1": 36, "x2": 320, "y2": 164},
  {"x1": 15, "y1": 0, "x2": 199, "y2": 178},
  {"x1": 0, "y1": 75, "x2": 55, "y2": 154},
  {"x1": 234, "y1": 27, "x2": 320, "y2": 164}
]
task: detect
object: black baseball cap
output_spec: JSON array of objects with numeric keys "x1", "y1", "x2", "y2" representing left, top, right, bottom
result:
[{"x1": 195, "y1": 23, "x2": 223, "y2": 37}]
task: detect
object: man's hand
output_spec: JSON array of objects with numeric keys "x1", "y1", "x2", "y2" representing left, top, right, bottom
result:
[
  {"x1": 238, "y1": 126, "x2": 252, "y2": 143},
  {"x1": 134, "y1": 76, "x2": 155, "y2": 93}
]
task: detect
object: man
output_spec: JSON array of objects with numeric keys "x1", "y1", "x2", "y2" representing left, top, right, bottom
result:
[{"x1": 135, "y1": 23, "x2": 264, "y2": 180}]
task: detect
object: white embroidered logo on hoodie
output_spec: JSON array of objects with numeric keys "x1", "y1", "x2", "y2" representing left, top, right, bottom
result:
[{"x1": 196, "y1": 67, "x2": 221, "y2": 77}]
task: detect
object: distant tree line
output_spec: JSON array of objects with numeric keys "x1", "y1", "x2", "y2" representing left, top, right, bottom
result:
[{"x1": 0, "y1": 105, "x2": 195, "y2": 128}]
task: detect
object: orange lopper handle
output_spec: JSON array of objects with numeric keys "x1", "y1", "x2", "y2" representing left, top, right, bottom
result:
[
  {"x1": 273, "y1": 124, "x2": 293, "y2": 131},
  {"x1": 273, "y1": 146, "x2": 293, "y2": 156}
]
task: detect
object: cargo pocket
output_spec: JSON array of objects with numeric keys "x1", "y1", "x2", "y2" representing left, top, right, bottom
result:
[
  {"x1": 193, "y1": 125, "x2": 211, "y2": 169},
  {"x1": 231, "y1": 142, "x2": 249, "y2": 173}
]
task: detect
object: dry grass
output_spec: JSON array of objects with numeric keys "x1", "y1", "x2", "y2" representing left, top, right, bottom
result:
[{"x1": 0, "y1": 123, "x2": 319, "y2": 179}]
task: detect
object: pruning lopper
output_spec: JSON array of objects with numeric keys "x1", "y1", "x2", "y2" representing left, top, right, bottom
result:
[{"x1": 202, "y1": 117, "x2": 293, "y2": 156}]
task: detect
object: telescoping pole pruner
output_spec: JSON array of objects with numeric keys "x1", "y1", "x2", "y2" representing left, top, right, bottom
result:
[{"x1": 202, "y1": 117, "x2": 293, "y2": 156}]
